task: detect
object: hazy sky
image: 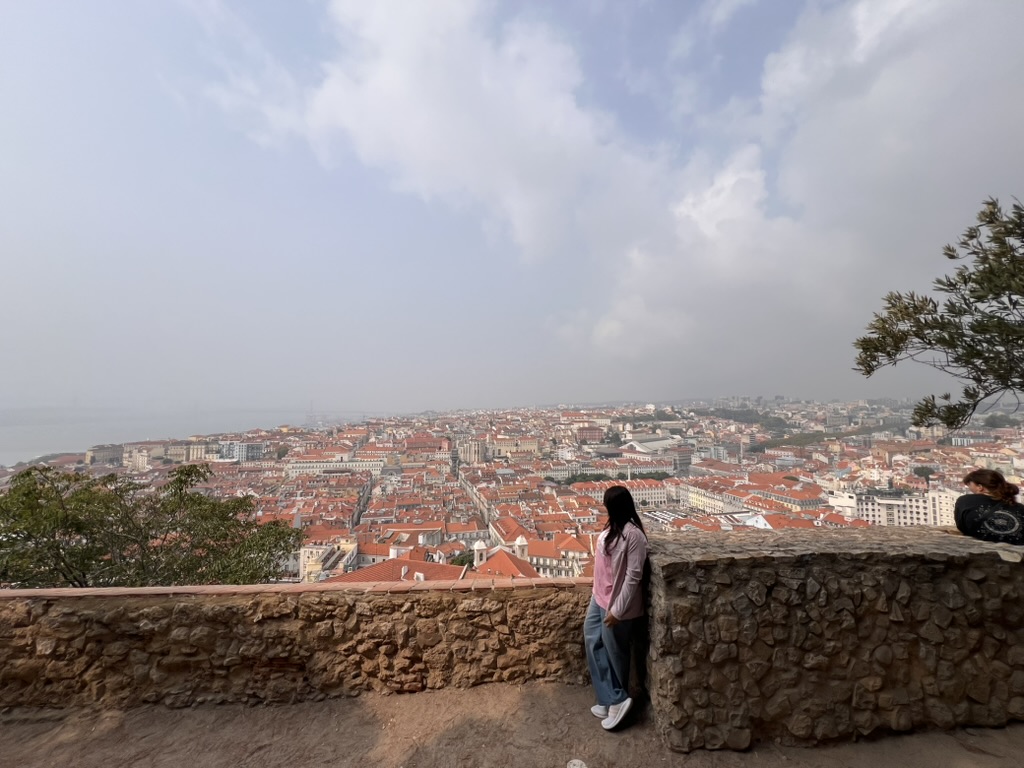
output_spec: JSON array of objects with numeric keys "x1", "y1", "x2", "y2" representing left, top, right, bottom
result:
[{"x1": 2, "y1": 0, "x2": 1023, "y2": 415}]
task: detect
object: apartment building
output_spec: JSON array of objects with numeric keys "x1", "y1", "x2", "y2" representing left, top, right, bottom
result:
[{"x1": 854, "y1": 489, "x2": 957, "y2": 527}]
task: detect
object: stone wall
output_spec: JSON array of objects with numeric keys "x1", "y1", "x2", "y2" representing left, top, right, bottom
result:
[
  {"x1": 0, "y1": 580, "x2": 589, "y2": 709},
  {"x1": 646, "y1": 528, "x2": 1024, "y2": 752},
  {"x1": 4, "y1": 528, "x2": 1024, "y2": 754}
]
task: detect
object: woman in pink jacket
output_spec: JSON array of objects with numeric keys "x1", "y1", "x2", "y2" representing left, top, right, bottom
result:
[{"x1": 584, "y1": 485, "x2": 649, "y2": 731}]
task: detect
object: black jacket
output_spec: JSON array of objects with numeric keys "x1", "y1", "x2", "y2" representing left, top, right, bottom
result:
[{"x1": 954, "y1": 493, "x2": 1024, "y2": 545}]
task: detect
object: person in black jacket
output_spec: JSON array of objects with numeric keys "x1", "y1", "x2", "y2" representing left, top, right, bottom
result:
[{"x1": 954, "y1": 469, "x2": 1024, "y2": 545}]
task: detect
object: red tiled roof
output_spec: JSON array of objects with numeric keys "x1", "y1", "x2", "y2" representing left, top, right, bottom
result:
[{"x1": 472, "y1": 549, "x2": 540, "y2": 579}]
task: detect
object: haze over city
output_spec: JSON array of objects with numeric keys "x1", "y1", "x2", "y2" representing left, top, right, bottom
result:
[
  {"x1": 4, "y1": 3, "x2": 1024, "y2": 747},
  {"x1": 3, "y1": 0, "x2": 1024, "y2": 432}
]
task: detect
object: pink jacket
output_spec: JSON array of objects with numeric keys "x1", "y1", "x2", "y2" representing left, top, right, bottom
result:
[{"x1": 593, "y1": 523, "x2": 648, "y2": 621}]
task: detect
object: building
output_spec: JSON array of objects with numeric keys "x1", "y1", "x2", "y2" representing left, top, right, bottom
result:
[
  {"x1": 85, "y1": 444, "x2": 123, "y2": 466},
  {"x1": 854, "y1": 489, "x2": 957, "y2": 527},
  {"x1": 576, "y1": 426, "x2": 605, "y2": 443},
  {"x1": 285, "y1": 458, "x2": 385, "y2": 479},
  {"x1": 220, "y1": 441, "x2": 267, "y2": 462}
]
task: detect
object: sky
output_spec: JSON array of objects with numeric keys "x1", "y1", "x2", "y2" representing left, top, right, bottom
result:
[{"x1": 2, "y1": 0, "x2": 1024, "y2": 418}]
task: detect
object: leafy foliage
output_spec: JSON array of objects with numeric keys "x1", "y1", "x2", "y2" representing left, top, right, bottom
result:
[
  {"x1": 690, "y1": 408, "x2": 791, "y2": 432},
  {"x1": 562, "y1": 473, "x2": 614, "y2": 485},
  {"x1": 629, "y1": 409, "x2": 677, "y2": 422},
  {"x1": 855, "y1": 198, "x2": 1024, "y2": 429},
  {"x1": 984, "y1": 413, "x2": 1019, "y2": 428},
  {"x1": 0, "y1": 464, "x2": 303, "y2": 588},
  {"x1": 747, "y1": 423, "x2": 903, "y2": 453}
]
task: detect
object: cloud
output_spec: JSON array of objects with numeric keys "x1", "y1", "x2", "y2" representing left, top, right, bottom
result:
[
  {"x1": 201, "y1": 0, "x2": 1024, "y2": 399},
  {"x1": 670, "y1": 0, "x2": 758, "y2": 64},
  {"x1": 297, "y1": 0, "x2": 624, "y2": 261},
  {"x1": 577, "y1": 0, "x2": 1024, "y2": 396},
  {"x1": 185, "y1": 0, "x2": 305, "y2": 146},
  {"x1": 703, "y1": 0, "x2": 759, "y2": 31}
]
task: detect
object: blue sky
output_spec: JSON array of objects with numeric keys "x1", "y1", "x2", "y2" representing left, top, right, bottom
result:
[{"x1": 2, "y1": 0, "x2": 1023, "y2": 416}]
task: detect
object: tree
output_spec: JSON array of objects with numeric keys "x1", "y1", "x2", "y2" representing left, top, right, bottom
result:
[
  {"x1": 0, "y1": 464, "x2": 304, "y2": 588},
  {"x1": 449, "y1": 552, "x2": 475, "y2": 567},
  {"x1": 913, "y1": 466, "x2": 936, "y2": 489},
  {"x1": 984, "y1": 413, "x2": 1018, "y2": 428},
  {"x1": 855, "y1": 198, "x2": 1024, "y2": 429}
]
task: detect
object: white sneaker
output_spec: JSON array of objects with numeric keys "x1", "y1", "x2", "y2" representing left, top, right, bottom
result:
[
  {"x1": 590, "y1": 704, "x2": 608, "y2": 718},
  {"x1": 601, "y1": 698, "x2": 632, "y2": 730}
]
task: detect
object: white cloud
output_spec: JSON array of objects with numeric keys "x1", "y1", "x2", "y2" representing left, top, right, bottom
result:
[
  {"x1": 187, "y1": 0, "x2": 304, "y2": 146},
  {"x1": 703, "y1": 0, "x2": 758, "y2": 31},
  {"x1": 757, "y1": 0, "x2": 957, "y2": 138},
  {"x1": 581, "y1": 0, "x2": 1024, "y2": 393},
  {"x1": 670, "y1": 0, "x2": 758, "y2": 64},
  {"x1": 202, "y1": 0, "x2": 1024, "y2": 398},
  {"x1": 297, "y1": 0, "x2": 625, "y2": 261}
]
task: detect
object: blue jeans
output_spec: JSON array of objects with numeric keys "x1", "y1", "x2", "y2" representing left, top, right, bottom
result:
[{"x1": 584, "y1": 597, "x2": 635, "y2": 707}]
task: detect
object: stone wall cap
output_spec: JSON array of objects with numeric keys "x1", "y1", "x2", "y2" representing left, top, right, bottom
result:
[
  {"x1": 648, "y1": 528, "x2": 1024, "y2": 563},
  {"x1": 0, "y1": 577, "x2": 592, "y2": 600}
]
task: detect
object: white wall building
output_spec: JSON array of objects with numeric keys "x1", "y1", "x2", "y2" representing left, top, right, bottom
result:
[
  {"x1": 854, "y1": 489, "x2": 957, "y2": 527},
  {"x1": 285, "y1": 458, "x2": 385, "y2": 479}
]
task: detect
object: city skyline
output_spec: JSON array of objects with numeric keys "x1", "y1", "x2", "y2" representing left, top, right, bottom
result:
[
  {"x1": 0, "y1": 391, "x2": 974, "y2": 469},
  {"x1": 3, "y1": 1, "x2": 1024, "y2": 416}
]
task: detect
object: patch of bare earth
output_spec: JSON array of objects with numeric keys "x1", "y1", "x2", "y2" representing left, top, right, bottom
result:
[{"x1": 2, "y1": 683, "x2": 1024, "y2": 768}]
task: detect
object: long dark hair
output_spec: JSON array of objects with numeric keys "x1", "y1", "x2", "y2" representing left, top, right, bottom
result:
[
  {"x1": 603, "y1": 485, "x2": 646, "y2": 556},
  {"x1": 964, "y1": 468, "x2": 1021, "y2": 505}
]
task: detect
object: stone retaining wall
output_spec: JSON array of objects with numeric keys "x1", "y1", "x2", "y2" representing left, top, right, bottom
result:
[
  {"x1": 0, "y1": 580, "x2": 590, "y2": 708},
  {"x1": 646, "y1": 528, "x2": 1024, "y2": 751},
  {"x1": 4, "y1": 528, "x2": 1024, "y2": 754}
]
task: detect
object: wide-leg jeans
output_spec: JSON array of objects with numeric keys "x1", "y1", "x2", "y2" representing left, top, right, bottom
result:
[{"x1": 583, "y1": 596, "x2": 635, "y2": 707}]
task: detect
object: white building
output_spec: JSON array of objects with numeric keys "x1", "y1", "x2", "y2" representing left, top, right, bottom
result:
[
  {"x1": 854, "y1": 489, "x2": 957, "y2": 527},
  {"x1": 285, "y1": 458, "x2": 385, "y2": 478}
]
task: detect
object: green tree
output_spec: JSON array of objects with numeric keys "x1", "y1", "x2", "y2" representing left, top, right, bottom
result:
[
  {"x1": 691, "y1": 408, "x2": 790, "y2": 432},
  {"x1": 0, "y1": 464, "x2": 303, "y2": 588},
  {"x1": 449, "y1": 552, "x2": 475, "y2": 567},
  {"x1": 633, "y1": 471, "x2": 671, "y2": 481},
  {"x1": 563, "y1": 473, "x2": 612, "y2": 485},
  {"x1": 984, "y1": 413, "x2": 1018, "y2": 428},
  {"x1": 913, "y1": 466, "x2": 935, "y2": 489},
  {"x1": 855, "y1": 198, "x2": 1024, "y2": 429}
]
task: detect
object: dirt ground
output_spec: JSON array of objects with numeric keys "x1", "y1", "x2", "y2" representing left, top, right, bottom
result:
[{"x1": 2, "y1": 682, "x2": 1024, "y2": 768}]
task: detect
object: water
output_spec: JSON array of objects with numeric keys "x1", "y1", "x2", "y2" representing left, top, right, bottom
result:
[{"x1": 0, "y1": 407, "x2": 309, "y2": 467}]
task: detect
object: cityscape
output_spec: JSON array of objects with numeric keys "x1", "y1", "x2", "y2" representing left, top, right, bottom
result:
[
  {"x1": 4, "y1": 1, "x2": 1024, "y2": 761},
  {"x1": 4, "y1": 395, "x2": 1019, "y2": 585}
]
